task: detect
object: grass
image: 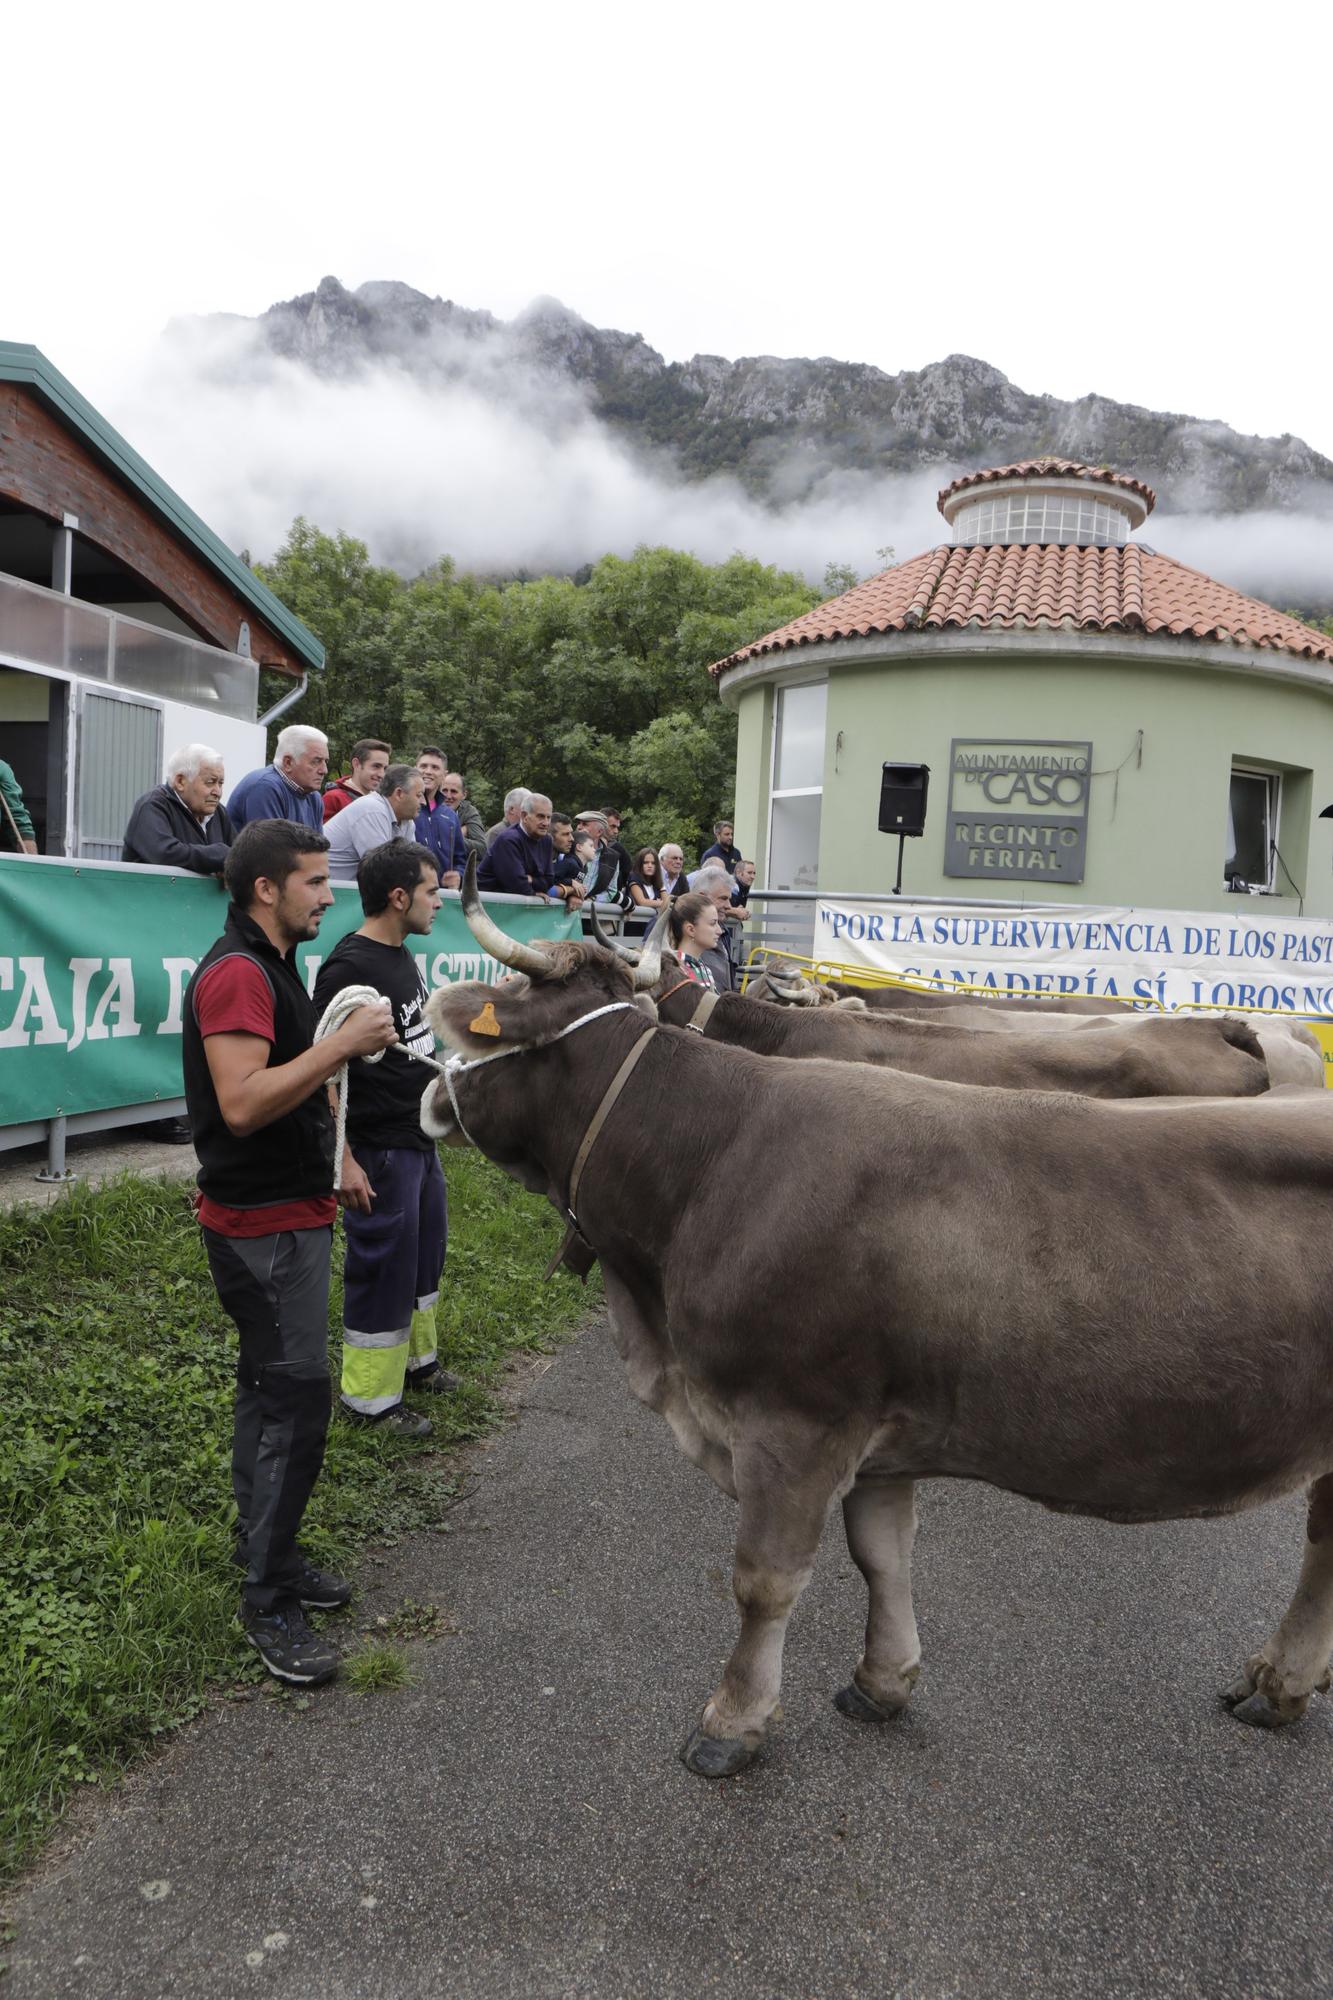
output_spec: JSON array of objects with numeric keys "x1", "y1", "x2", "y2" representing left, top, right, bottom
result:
[
  {"x1": 343, "y1": 1642, "x2": 414, "y2": 1694},
  {"x1": 0, "y1": 1150, "x2": 599, "y2": 1885}
]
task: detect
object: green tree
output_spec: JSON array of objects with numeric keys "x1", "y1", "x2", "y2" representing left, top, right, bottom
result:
[
  {"x1": 259, "y1": 532, "x2": 821, "y2": 858},
  {"x1": 255, "y1": 520, "x2": 404, "y2": 757}
]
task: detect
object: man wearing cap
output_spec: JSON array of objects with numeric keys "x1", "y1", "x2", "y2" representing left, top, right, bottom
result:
[{"x1": 573, "y1": 810, "x2": 624, "y2": 904}]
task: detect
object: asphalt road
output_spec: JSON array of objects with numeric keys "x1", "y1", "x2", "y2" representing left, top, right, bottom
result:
[{"x1": 7, "y1": 1319, "x2": 1331, "y2": 2000}]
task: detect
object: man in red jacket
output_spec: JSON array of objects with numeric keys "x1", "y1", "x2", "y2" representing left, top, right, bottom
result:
[{"x1": 322, "y1": 740, "x2": 392, "y2": 820}]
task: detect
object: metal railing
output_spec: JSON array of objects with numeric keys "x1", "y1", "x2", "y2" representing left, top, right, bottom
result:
[{"x1": 0, "y1": 570, "x2": 258, "y2": 721}]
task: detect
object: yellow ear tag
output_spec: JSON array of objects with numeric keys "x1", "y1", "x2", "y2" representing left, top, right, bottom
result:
[{"x1": 469, "y1": 1001, "x2": 502, "y2": 1038}]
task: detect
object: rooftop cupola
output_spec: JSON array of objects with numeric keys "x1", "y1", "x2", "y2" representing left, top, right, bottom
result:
[{"x1": 937, "y1": 458, "x2": 1155, "y2": 549}]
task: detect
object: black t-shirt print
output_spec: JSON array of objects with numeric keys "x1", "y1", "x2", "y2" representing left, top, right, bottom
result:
[{"x1": 313, "y1": 932, "x2": 437, "y2": 1152}]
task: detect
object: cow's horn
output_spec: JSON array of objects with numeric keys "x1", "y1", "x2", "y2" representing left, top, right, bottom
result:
[
  {"x1": 629, "y1": 901, "x2": 670, "y2": 990},
  {"x1": 459, "y1": 854, "x2": 557, "y2": 976},
  {"x1": 770, "y1": 974, "x2": 819, "y2": 1006},
  {"x1": 587, "y1": 903, "x2": 640, "y2": 964}
]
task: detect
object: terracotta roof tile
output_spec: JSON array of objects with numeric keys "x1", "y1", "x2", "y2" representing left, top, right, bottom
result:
[
  {"x1": 937, "y1": 458, "x2": 1157, "y2": 512},
  {"x1": 709, "y1": 544, "x2": 1333, "y2": 676}
]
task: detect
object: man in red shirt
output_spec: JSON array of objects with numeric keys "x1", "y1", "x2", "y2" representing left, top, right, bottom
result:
[
  {"x1": 182, "y1": 821, "x2": 396, "y2": 1685},
  {"x1": 321, "y1": 739, "x2": 392, "y2": 820}
]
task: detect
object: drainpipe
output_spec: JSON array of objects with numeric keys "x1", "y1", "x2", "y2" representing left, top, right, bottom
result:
[{"x1": 257, "y1": 671, "x2": 310, "y2": 730}]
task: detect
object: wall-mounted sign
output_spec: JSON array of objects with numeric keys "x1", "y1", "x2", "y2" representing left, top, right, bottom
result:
[{"x1": 943, "y1": 738, "x2": 1092, "y2": 883}]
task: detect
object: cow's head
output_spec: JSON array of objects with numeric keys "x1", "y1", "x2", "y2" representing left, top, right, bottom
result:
[
  {"x1": 421, "y1": 859, "x2": 667, "y2": 1147},
  {"x1": 748, "y1": 961, "x2": 842, "y2": 1009}
]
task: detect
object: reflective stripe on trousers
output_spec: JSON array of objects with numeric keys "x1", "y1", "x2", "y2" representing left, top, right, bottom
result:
[{"x1": 341, "y1": 1297, "x2": 439, "y2": 1415}]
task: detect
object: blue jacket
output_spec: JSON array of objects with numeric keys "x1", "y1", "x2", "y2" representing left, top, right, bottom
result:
[
  {"x1": 414, "y1": 795, "x2": 468, "y2": 878},
  {"x1": 226, "y1": 765, "x2": 325, "y2": 832},
  {"x1": 477, "y1": 823, "x2": 556, "y2": 896}
]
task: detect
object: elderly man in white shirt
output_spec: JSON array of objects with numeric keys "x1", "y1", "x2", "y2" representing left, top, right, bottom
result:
[
  {"x1": 659, "y1": 843, "x2": 686, "y2": 897},
  {"x1": 326, "y1": 765, "x2": 426, "y2": 883}
]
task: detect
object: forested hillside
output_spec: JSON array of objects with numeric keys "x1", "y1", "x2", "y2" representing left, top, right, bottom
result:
[{"x1": 258, "y1": 525, "x2": 820, "y2": 855}]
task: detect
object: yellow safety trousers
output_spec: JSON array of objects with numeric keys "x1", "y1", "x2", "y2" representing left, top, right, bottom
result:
[{"x1": 341, "y1": 1300, "x2": 439, "y2": 1416}]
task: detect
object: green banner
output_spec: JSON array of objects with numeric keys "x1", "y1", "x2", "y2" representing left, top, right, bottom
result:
[{"x1": 0, "y1": 854, "x2": 578, "y2": 1127}]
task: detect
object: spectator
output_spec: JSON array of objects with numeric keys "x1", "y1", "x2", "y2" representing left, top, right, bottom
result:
[
  {"x1": 659, "y1": 843, "x2": 686, "y2": 897},
  {"x1": 322, "y1": 739, "x2": 392, "y2": 821},
  {"x1": 413, "y1": 748, "x2": 467, "y2": 887},
  {"x1": 0, "y1": 756, "x2": 37, "y2": 853},
  {"x1": 573, "y1": 810, "x2": 625, "y2": 903},
  {"x1": 668, "y1": 891, "x2": 725, "y2": 991},
  {"x1": 313, "y1": 842, "x2": 459, "y2": 1438},
  {"x1": 601, "y1": 808, "x2": 634, "y2": 896},
  {"x1": 547, "y1": 819, "x2": 588, "y2": 899},
  {"x1": 227, "y1": 725, "x2": 329, "y2": 832},
  {"x1": 486, "y1": 787, "x2": 531, "y2": 849},
  {"x1": 477, "y1": 793, "x2": 583, "y2": 902},
  {"x1": 692, "y1": 865, "x2": 742, "y2": 989},
  {"x1": 441, "y1": 771, "x2": 487, "y2": 858},
  {"x1": 572, "y1": 830, "x2": 602, "y2": 899},
  {"x1": 731, "y1": 857, "x2": 757, "y2": 909},
  {"x1": 181, "y1": 819, "x2": 396, "y2": 1685},
  {"x1": 326, "y1": 765, "x2": 425, "y2": 883},
  {"x1": 700, "y1": 819, "x2": 743, "y2": 874},
  {"x1": 627, "y1": 845, "x2": 666, "y2": 911},
  {"x1": 122, "y1": 744, "x2": 234, "y2": 875}
]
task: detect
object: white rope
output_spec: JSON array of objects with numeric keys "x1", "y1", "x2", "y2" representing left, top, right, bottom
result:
[
  {"x1": 441, "y1": 1001, "x2": 640, "y2": 1151},
  {"x1": 313, "y1": 983, "x2": 449, "y2": 1189},
  {"x1": 319, "y1": 989, "x2": 638, "y2": 1181}
]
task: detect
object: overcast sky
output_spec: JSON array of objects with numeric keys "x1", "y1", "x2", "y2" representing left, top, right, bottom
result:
[{"x1": 4, "y1": 1, "x2": 1331, "y2": 585}]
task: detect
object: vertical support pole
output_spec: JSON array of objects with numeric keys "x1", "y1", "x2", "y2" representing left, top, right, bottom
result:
[
  {"x1": 893, "y1": 834, "x2": 906, "y2": 896},
  {"x1": 35, "y1": 1115, "x2": 75, "y2": 1184},
  {"x1": 51, "y1": 514, "x2": 77, "y2": 594}
]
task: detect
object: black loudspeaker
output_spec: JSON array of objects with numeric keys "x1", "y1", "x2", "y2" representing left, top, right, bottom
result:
[{"x1": 878, "y1": 762, "x2": 930, "y2": 837}]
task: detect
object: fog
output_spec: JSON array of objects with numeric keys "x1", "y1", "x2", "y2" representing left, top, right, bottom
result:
[{"x1": 102, "y1": 318, "x2": 1333, "y2": 609}]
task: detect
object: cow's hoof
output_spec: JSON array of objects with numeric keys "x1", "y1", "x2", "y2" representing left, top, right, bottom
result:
[
  {"x1": 1220, "y1": 1671, "x2": 1258, "y2": 1709},
  {"x1": 834, "y1": 1681, "x2": 905, "y2": 1725},
  {"x1": 679, "y1": 1724, "x2": 758, "y2": 1778},
  {"x1": 1227, "y1": 1690, "x2": 1296, "y2": 1729}
]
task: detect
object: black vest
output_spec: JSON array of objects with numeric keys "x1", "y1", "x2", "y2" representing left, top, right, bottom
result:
[{"x1": 182, "y1": 906, "x2": 335, "y2": 1210}]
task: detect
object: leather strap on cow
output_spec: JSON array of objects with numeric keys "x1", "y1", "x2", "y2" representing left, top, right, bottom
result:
[
  {"x1": 543, "y1": 1027, "x2": 656, "y2": 1282},
  {"x1": 656, "y1": 979, "x2": 720, "y2": 1035}
]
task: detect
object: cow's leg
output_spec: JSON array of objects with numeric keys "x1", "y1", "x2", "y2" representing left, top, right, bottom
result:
[
  {"x1": 1223, "y1": 1475, "x2": 1333, "y2": 1727},
  {"x1": 834, "y1": 1476, "x2": 921, "y2": 1723},
  {"x1": 680, "y1": 1424, "x2": 851, "y2": 1779}
]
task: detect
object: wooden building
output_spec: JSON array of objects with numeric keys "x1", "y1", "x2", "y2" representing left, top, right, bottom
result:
[{"x1": 0, "y1": 342, "x2": 322, "y2": 856}]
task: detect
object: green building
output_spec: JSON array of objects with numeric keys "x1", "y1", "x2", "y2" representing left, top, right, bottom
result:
[{"x1": 712, "y1": 460, "x2": 1333, "y2": 919}]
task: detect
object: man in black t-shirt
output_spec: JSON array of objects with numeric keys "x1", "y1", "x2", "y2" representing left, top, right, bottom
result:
[{"x1": 312, "y1": 841, "x2": 458, "y2": 1437}]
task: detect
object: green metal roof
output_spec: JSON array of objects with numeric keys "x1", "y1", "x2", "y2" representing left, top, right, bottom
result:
[{"x1": 0, "y1": 342, "x2": 324, "y2": 672}]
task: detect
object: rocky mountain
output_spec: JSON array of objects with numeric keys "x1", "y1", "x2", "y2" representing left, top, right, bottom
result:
[{"x1": 216, "y1": 276, "x2": 1333, "y2": 519}]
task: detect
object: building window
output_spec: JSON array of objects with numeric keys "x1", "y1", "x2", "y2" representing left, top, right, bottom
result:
[
  {"x1": 1225, "y1": 766, "x2": 1280, "y2": 893},
  {"x1": 768, "y1": 679, "x2": 826, "y2": 892},
  {"x1": 952, "y1": 493, "x2": 1130, "y2": 548}
]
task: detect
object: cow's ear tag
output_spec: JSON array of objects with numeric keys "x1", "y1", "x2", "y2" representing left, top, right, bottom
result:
[{"x1": 469, "y1": 1001, "x2": 502, "y2": 1038}]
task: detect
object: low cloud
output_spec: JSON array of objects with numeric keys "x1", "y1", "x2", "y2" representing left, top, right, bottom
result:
[{"x1": 99, "y1": 318, "x2": 1333, "y2": 610}]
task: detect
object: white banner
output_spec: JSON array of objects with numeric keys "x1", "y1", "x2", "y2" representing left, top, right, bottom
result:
[{"x1": 814, "y1": 901, "x2": 1333, "y2": 1017}]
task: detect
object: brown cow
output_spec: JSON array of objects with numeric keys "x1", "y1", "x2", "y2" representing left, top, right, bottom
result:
[
  {"x1": 827, "y1": 977, "x2": 1117, "y2": 1016},
  {"x1": 644, "y1": 958, "x2": 1268, "y2": 1099},
  {"x1": 893, "y1": 998, "x2": 1325, "y2": 1089},
  {"x1": 420, "y1": 864, "x2": 1333, "y2": 1778}
]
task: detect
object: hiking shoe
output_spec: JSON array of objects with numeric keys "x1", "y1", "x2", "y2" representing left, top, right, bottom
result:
[
  {"x1": 297, "y1": 1560, "x2": 353, "y2": 1610},
  {"x1": 241, "y1": 1605, "x2": 339, "y2": 1685},
  {"x1": 407, "y1": 1367, "x2": 462, "y2": 1395},
  {"x1": 383, "y1": 1404, "x2": 432, "y2": 1438}
]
